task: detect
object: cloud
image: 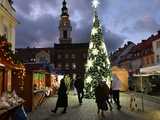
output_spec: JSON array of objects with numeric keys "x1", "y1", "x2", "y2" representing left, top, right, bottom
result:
[
  {"x1": 104, "y1": 30, "x2": 125, "y2": 52},
  {"x1": 133, "y1": 16, "x2": 160, "y2": 32},
  {"x1": 16, "y1": 13, "x2": 58, "y2": 48},
  {"x1": 13, "y1": 0, "x2": 160, "y2": 51},
  {"x1": 122, "y1": 16, "x2": 160, "y2": 33}
]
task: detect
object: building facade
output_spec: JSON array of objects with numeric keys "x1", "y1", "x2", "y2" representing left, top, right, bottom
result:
[
  {"x1": 153, "y1": 31, "x2": 160, "y2": 64},
  {"x1": 111, "y1": 31, "x2": 160, "y2": 75},
  {"x1": 0, "y1": 0, "x2": 17, "y2": 51}
]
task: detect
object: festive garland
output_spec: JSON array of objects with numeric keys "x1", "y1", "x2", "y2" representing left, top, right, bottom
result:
[{"x1": 0, "y1": 35, "x2": 22, "y2": 66}]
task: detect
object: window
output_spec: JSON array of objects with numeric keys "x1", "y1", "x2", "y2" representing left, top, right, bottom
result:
[
  {"x1": 65, "y1": 63, "x2": 69, "y2": 70},
  {"x1": 83, "y1": 53, "x2": 87, "y2": 59},
  {"x1": 156, "y1": 41, "x2": 160, "y2": 49},
  {"x1": 71, "y1": 54, "x2": 75, "y2": 59},
  {"x1": 30, "y1": 58, "x2": 36, "y2": 62},
  {"x1": 58, "y1": 64, "x2": 62, "y2": 68},
  {"x1": 72, "y1": 73, "x2": 76, "y2": 80},
  {"x1": 65, "y1": 54, "x2": 69, "y2": 59},
  {"x1": 157, "y1": 55, "x2": 160, "y2": 63},
  {"x1": 151, "y1": 56, "x2": 154, "y2": 64},
  {"x1": 63, "y1": 30, "x2": 67, "y2": 39},
  {"x1": 3, "y1": 25, "x2": 8, "y2": 39},
  {"x1": 72, "y1": 63, "x2": 76, "y2": 69},
  {"x1": 57, "y1": 54, "x2": 62, "y2": 59},
  {"x1": 39, "y1": 57, "x2": 47, "y2": 63}
]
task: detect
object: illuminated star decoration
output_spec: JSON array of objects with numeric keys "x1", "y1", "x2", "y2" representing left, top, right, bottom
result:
[{"x1": 92, "y1": 0, "x2": 100, "y2": 9}]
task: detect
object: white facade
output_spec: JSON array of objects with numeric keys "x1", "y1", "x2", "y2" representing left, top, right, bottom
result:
[
  {"x1": 153, "y1": 38, "x2": 160, "y2": 64},
  {"x1": 0, "y1": 0, "x2": 17, "y2": 52}
]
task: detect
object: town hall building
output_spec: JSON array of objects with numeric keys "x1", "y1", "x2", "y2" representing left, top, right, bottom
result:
[{"x1": 15, "y1": 0, "x2": 89, "y2": 80}]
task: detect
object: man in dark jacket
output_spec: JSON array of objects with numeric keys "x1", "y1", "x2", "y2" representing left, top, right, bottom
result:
[{"x1": 74, "y1": 75, "x2": 84, "y2": 105}]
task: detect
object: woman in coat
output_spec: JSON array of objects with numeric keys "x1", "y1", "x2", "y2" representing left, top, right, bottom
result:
[
  {"x1": 52, "y1": 77, "x2": 68, "y2": 114},
  {"x1": 95, "y1": 81, "x2": 111, "y2": 116}
]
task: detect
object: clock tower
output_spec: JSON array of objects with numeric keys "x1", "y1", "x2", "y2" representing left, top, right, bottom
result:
[{"x1": 59, "y1": 0, "x2": 72, "y2": 44}]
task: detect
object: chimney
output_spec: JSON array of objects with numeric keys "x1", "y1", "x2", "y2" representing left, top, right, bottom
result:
[{"x1": 142, "y1": 40, "x2": 145, "y2": 42}]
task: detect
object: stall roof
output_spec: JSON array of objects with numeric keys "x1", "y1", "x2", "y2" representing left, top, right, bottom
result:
[
  {"x1": 140, "y1": 64, "x2": 160, "y2": 74},
  {"x1": 133, "y1": 73, "x2": 153, "y2": 77},
  {"x1": 0, "y1": 63, "x2": 5, "y2": 67}
]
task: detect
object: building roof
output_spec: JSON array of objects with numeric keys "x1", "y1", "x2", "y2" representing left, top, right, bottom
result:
[{"x1": 54, "y1": 43, "x2": 89, "y2": 49}]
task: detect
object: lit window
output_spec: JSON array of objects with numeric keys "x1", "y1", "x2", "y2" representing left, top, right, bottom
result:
[
  {"x1": 73, "y1": 73, "x2": 76, "y2": 79},
  {"x1": 65, "y1": 63, "x2": 69, "y2": 70},
  {"x1": 58, "y1": 64, "x2": 62, "y2": 68},
  {"x1": 30, "y1": 58, "x2": 36, "y2": 62},
  {"x1": 72, "y1": 63, "x2": 76, "y2": 69}
]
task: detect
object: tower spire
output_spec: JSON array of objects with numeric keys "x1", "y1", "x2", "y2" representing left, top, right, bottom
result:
[{"x1": 61, "y1": 0, "x2": 69, "y2": 17}]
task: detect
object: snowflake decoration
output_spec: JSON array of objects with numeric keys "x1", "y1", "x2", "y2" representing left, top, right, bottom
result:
[{"x1": 91, "y1": 27, "x2": 98, "y2": 35}]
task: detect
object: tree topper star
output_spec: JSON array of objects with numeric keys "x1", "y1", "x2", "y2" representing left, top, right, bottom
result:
[{"x1": 92, "y1": 0, "x2": 100, "y2": 8}]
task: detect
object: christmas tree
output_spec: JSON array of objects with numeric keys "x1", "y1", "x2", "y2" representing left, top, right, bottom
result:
[{"x1": 84, "y1": 0, "x2": 112, "y2": 99}]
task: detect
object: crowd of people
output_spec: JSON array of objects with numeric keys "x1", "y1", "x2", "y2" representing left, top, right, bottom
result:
[{"x1": 51, "y1": 74, "x2": 121, "y2": 116}]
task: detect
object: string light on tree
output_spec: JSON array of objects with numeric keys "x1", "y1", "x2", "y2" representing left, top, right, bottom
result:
[{"x1": 91, "y1": 28, "x2": 98, "y2": 35}]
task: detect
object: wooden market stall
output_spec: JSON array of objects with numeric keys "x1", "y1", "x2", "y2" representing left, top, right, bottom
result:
[
  {"x1": 112, "y1": 66, "x2": 129, "y2": 91},
  {"x1": 23, "y1": 63, "x2": 58, "y2": 111},
  {"x1": 0, "y1": 35, "x2": 25, "y2": 120}
]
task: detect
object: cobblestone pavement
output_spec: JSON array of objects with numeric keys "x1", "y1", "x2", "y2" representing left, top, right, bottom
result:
[{"x1": 29, "y1": 92, "x2": 160, "y2": 120}]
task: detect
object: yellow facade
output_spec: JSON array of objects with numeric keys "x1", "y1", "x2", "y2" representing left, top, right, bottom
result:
[
  {"x1": 112, "y1": 66, "x2": 129, "y2": 91},
  {"x1": 0, "y1": 0, "x2": 17, "y2": 51}
]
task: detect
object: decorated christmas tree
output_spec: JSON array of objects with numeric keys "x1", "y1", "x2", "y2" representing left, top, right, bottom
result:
[{"x1": 84, "y1": 0, "x2": 112, "y2": 98}]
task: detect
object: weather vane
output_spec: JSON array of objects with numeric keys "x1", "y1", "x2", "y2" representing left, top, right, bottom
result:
[{"x1": 92, "y1": 0, "x2": 100, "y2": 9}]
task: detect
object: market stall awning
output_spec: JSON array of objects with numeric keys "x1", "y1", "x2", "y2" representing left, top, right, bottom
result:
[{"x1": 140, "y1": 64, "x2": 160, "y2": 74}]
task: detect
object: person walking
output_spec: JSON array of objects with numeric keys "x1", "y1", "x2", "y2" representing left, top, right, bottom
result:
[
  {"x1": 95, "y1": 81, "x2": 112, "y2": 116},
  {"x1": 51, "y1": 77, "x2": 68, "y2": 114},
  {"x1": 112, "y1": 74, "x2": 121, "y2": 110},
  {"x1": 103, "y1": 81, "x2": 112, "y2": 111},
  {"x1": 74, "y1": 75, "x2": 84, "y2": 105}
]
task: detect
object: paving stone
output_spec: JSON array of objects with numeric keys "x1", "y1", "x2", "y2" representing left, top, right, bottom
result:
[{"x1": 29, "y1": 92, "x2": 160, "y2": 120}]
